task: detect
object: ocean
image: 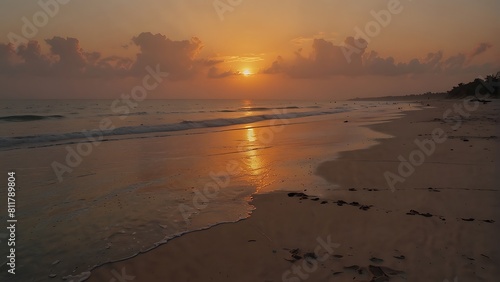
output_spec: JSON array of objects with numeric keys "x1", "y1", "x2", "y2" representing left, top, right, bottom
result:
[{"x1": 0, "y1": 99, "x2": 415, "y2": 281}]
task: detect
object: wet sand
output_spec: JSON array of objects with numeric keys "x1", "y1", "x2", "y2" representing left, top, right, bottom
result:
[{"x1": 88, "y1": 100, "x2": 499, "y2": 282}]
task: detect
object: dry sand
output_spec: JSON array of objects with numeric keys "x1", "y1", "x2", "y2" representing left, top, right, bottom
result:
[{"x1": 88, "y1": 100, "x2": 499, "y2": 282}]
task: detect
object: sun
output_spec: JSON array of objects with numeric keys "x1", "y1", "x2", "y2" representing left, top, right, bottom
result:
[{"x1": 241, "y1": 69, "x2": 252, "y2": 76}]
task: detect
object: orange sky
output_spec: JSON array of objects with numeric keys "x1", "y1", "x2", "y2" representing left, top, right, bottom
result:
[{"x1": 0, "y1": 0, "x2": 499, "y2": 99}]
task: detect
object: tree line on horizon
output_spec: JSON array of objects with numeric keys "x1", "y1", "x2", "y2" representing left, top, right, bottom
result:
[{"x1": 447, "y1": 72, "x2": 500, "y2": 99}]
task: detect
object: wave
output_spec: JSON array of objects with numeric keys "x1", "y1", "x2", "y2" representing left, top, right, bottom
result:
[
  {"x1": 0, "y1": 114, "x2": 64, "y2": 122},
  {"x1": 96, "y1": 111, "x2": 149, "y2": 118},
  {"x1": 214, "y1": 105, "x2": 321, "y2": 113},
  {"x1": 237, "y1": 105, "x2": 320, "y2": 112},
  {"x1": 81, "y1": 105, "x2": 323, "y2": 118},
  {"x1": 0, "y1": 109, "x2": 349, "y2": 149}
]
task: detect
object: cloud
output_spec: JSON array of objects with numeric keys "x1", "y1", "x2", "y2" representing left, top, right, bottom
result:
[
  {"x1": 470, "y1": 42, "x2": 492, "y2": 58},
  {"x1": 131, "y1": 32, "x2": 203, "y2": 80},
  {"x1": 16, "y1": 41, "x2": 50, "y2": 74},
  {"x1": 0, "y1": 43, "x2": 18, "y2": 73},
  {"x1": 262, "y1": 56, "x2": 285, "y2": 74},
  {"x1": 45, "y1": 36, "x2": 88, "y2": 74},
  {"x1": 0, "y1": 33, "x2": 213, "y2": 79},
  {"x1": 290, "y1": 32, "x2": 338, "y2": 46},
  {"x1": 0, "y1": 41, "x2": 52, "y2": 75},
  {"x1": 196, "y1": 58, "x2": 224, "y2": 67},
  {"x1": 442, "y1": 53, "x2": 466, "y2": 71},
  {"x1": 214, "y1": 55, "x2": 264, "y2": 63},
  {"x1": 263, "y1": 37, "x2": 366, "y2": 78},
  {"x1": 0, "y1": 33, "x2": 496, "y2": 84},
  {"x1": 0, "y1": 37, "x2": 126, "y2": 77},
  {"x1": 203, "y1": 54, "x2": 263, "y2": 78},
  {"x1": 207, "y1": 66, "x2": 238, "y2": 78},
  {"x1": 264, "y1": 37, "x2": 496, "y2": 78},
  {"x1": 95, "y1": 56, "x2": 133, "y2": 71}
]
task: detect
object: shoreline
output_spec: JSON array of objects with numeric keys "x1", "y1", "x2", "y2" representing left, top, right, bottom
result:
[{"x1": 88, "y1": 100, "x2": 499, "y2": 282}]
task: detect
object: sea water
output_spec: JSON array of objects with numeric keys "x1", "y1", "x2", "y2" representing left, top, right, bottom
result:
[{"x1": 0, "y1": 99, "x2": 415, "y2": 281}]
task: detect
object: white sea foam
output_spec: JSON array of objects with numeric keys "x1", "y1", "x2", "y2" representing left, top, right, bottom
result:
[{"x1": 0, "y1": 108, "x2": 349, "y2": 149}]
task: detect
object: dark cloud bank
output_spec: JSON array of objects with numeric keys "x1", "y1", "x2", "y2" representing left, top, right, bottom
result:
[
  {"x1": 263, "y1": 37, "x2": 495, "y2": 78},
  {"x1": 0, "y1": 32, "x2": 495, "y2": 81},
  {"x1": 0, "y1": 32, "x2": 498, "y2": 98}
]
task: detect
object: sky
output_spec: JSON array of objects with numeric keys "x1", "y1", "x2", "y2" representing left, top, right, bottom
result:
[{"x1": 0, "y1": 0, "x2": 499, "y2": 99}]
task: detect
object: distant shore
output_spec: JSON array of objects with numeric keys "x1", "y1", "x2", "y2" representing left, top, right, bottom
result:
[
  {"x1": 88, "y1": 99, "x2": 499, "y2": 282},
  {"x1": 350, "y1": 92, "x2": 447, "y2": 101}
]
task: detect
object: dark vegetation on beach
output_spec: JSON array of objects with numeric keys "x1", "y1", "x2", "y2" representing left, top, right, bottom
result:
[
  {"x1": 351, "y1": 71, "x2": 500, "y2": 101},
  {"x1": 446, "y1": 72, "x2": 500, "y2": 99}
]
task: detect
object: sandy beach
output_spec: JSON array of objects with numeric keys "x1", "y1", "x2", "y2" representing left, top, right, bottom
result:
[
  {"x1": 87, "y1": 99, "x2": 499, "y2": 282},
  {"x1": 1, "y1": 2, "x2": 499, "y2": 281}
]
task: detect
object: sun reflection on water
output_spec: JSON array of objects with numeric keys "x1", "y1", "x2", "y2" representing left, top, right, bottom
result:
[
  {"x1": 242, "y1": 126, "x2": 268, "y2": 192},
  {"x1": 246, "y1": 127, "x2": 257, "y2": 142}
]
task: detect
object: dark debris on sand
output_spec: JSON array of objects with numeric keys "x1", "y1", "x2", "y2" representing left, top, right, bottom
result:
[
  {"x1": 359, "y1": 205, "x2": 373, "y2": 211},
  {"x1": 406, "y1": 209, "x2": 496, "y2": 225},
  {"x1": 370, "y1": 257, "x2": 384, "y2": 264},
  {"x1": 406, "y1": 209, "x2": 432, "y2": 217},
  {"x1": 427, "y1": 187, "x2": 441, "y2": 192},
  {"x1": 287, "y1": 192, "x2": 374, "y2": 211},
  {"x1": 332, "y1": 200, "x2": 372, "y2": 210},
  {"x1": 344, "y1": 265, "x2": 360, "y2": 271},
  {"x1": 284, "y1": 248, "x2": 323, "y2": 263},
  {"x1": 369, "y1": 265, "x2": 388, "y2": 280},
  {"x1": 283, "y1": 248, "x2": 302, "y2": 263},
  {"x1": 287, "y1": 192, "x2": 309, "y2": 199}
]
